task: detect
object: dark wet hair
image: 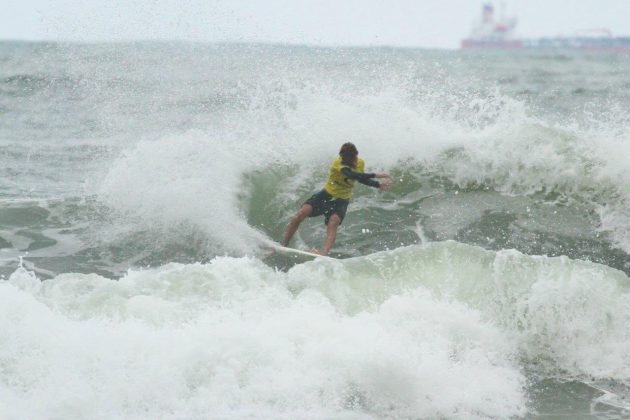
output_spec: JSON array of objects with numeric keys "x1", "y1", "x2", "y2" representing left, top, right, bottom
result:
[{"x1": 339, "y1": 142, "x2": 358, "y2": 167}]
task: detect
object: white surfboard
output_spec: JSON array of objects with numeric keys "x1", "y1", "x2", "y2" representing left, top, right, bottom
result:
[{"x1": 266, "y1": 243, "x2": 333, "y2": 262}]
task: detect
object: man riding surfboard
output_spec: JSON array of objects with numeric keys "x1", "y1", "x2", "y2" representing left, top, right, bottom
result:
[{"x1": 281, "y1": 142, "x2": 392, "y2": 256}]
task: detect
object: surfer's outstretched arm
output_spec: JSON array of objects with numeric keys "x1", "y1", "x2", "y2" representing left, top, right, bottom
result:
[
  {"x1": 340, "y1": 167, "x2": 379, "y2": 187},
  {"x1": 340, "y1": 167, "x2": 393, "y2": 190}
]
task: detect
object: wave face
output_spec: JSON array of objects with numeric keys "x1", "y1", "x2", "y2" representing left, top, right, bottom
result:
[{"x1": 2, "y1": 42, "x2": 630, "y2": 418}]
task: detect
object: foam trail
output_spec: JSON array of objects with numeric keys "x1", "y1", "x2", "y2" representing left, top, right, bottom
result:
[{"x1": 98, "y1": 132, "x2": 270, "y2": 254}]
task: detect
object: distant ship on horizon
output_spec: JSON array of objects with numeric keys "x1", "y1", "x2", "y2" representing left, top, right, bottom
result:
[{"x1": 461, "y1": 3, "x2": 630, "y2": 52}]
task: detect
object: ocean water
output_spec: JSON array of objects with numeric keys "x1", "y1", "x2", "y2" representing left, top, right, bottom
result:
[{"x1": 1, "y1": 41, "x2": 630, "y2": 419}]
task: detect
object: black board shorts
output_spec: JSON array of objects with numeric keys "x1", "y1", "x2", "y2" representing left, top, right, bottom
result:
[{"x1": 304, "y1": 189, "x2": 349, "y2": 225}]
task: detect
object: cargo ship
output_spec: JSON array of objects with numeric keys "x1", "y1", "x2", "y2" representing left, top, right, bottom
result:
[
  {"x1": 461, "y1": 3, "x2": 522, "y2": 49},
  {"x1": 461, "y1": 3, "x2": 630, "y2": 52}
]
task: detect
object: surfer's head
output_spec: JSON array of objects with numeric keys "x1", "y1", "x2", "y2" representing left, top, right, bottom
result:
[{"x1": 339, "y1": 142, "x2": 358, "y2": 167}]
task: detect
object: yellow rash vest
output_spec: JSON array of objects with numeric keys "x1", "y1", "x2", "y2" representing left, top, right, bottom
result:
[{"x1": 324, "y1": 157, "x2": 377, "y2": 199}]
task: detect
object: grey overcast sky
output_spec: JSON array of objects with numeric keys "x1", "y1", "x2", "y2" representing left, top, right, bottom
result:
[{"x1": 3, "y1": 0, "x2": 630, "y2": 49}]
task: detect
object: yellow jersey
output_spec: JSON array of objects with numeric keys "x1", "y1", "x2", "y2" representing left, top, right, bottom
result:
[{"x1": 324, "y1": 157, "x2": 365, "y2": 200}]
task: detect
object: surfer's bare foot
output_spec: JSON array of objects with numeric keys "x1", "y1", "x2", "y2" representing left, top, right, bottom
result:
[
  {"x1": 311, "y1": 248, "x2": 329, "y2": 256},
  {"x1": 261, "y1": 246, "x2": 276, "y2": 257}
]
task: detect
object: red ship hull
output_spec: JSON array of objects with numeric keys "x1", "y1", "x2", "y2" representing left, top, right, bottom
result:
[{"x1": 461, "y1": 39, "x2": 524, "y2": 49}]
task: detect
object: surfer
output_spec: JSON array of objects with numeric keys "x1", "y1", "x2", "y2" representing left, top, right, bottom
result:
[{"x1": 281, "y1": 142, "x2": 392, "y2": 256}]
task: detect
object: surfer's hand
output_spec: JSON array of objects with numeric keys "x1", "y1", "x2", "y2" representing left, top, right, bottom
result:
[{"x1": 379, "y1": 178, "x2": 393, "y2": 191}]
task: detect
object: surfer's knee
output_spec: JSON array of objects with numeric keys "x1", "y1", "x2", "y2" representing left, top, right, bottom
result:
[
  {"x1": 290, "y1": 206, "x2": 310, "y2": 225},
  {"x1": 328, "y1": 213, "x2": 341, "y2": 227},
  {"x1": 296, "y1": 204, "x2": 312, "y2": 220}
]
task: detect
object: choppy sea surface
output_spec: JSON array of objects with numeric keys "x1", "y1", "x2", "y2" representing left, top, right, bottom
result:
[{"x1": 2, "y1": 41, "x2": 630, "y2": 419}]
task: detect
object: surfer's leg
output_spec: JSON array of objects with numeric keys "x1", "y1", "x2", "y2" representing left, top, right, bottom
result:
[
  {"x1": 282, "y1": 204, "x2": 313, "y2": 246},
  {"x1": 320, "y1": 213, "x2": 341, "y2": 256}
]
